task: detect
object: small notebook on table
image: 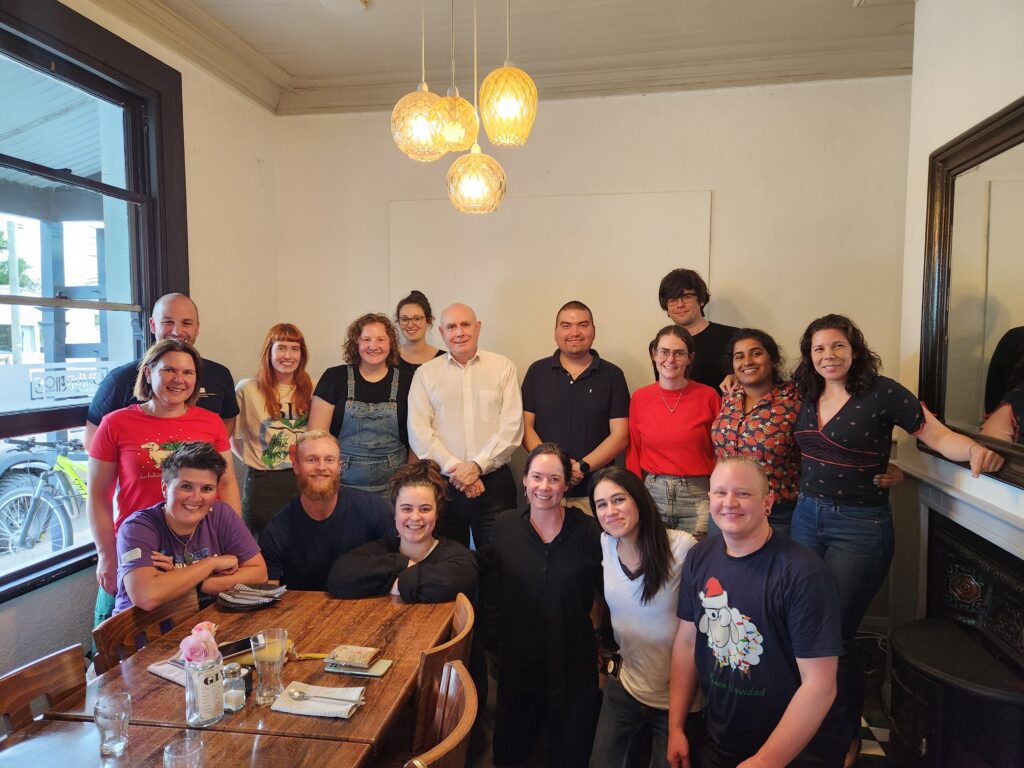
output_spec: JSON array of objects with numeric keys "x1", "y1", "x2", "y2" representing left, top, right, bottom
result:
[{"x1": 324, "y1": 644, "x2": 392, "y2": 677}]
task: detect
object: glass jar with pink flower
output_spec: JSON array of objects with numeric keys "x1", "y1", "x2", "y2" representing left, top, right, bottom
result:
[{"x1": 179, "y1": 622, "x2": 224, "y2": 727}]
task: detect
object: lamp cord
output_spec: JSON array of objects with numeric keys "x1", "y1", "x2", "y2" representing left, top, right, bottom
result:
[
  {"x1": 420, "y1": 0, "x2": 426, "y2": 84},
  {"x1": 449, "y1": 0, "x2": 456, "y2": 89},
  {"x1": 506, "y1": 0, "x2": 511, "y2": 61},
  {"x1": 473, "y1": 0, "x2": 478, "y2": 111}
]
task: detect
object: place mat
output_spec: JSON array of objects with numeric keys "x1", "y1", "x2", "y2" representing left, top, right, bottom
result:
[
  {"x1": 270, "y1": 681, "x2": 365, "y2": 719},
  {"x1": 147, "y1": 659, "x2": 186, "y2": 686}
]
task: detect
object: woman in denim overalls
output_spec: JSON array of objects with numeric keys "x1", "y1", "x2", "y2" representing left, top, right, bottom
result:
[{"x1": 309, "y1": 314, "x2": 411, "y2": 498}]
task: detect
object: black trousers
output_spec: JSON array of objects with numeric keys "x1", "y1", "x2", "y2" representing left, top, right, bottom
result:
[
  {"x1": 492, "y1": 683, "x2": 600, "y2": 768},
  {"x1": 439, "y1": 464, "x2": 516, "y2": 549}
]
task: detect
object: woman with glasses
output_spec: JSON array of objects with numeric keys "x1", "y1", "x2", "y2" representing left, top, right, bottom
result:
[
  {"x1": 627, "y1": 325, "x2": 721, "y2": 536},
  {"x1": 308, "y1": 313, "x2": 413, "y2": 497},
  {"x1": 395, "y1": 290, "x2": 445, "y2": 372}
]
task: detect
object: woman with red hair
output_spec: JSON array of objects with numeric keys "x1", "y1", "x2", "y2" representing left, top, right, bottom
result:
[{"x1": 232, "y1": 323, "x2": 312, "y2": 536}]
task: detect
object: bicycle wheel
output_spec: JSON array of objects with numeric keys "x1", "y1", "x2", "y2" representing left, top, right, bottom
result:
[{"x1": 0, "y1": 475, "x2": 74, "y2": 554}]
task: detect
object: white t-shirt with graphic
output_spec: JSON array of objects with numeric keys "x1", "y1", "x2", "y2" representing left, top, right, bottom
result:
[{"x1": 232, "y1": 378, "x2": 307, "y2": 470}]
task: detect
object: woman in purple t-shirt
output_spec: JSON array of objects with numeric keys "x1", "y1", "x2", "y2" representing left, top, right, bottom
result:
[{"x1": 114, "y1": 442, "x2": 265, "y2": 614}]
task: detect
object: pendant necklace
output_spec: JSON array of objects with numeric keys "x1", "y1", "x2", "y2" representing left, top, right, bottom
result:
[
  {"x1": 166, "y1": 505, "x2": 198, "y2": 565},
  {"x1": 659, "y1": 386, "x2": 685, "y2": 413}
]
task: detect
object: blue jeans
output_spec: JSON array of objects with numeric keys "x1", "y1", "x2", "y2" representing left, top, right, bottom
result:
[
  {"x1": 790, "y1": 493, "x2": 894, "y2": 741},
  {"x1": 590, "y1": 676, "x2": 669, "y2": 768},
  {"x1": 644, "y1": 474, "x2": 709, "y2": 537}
]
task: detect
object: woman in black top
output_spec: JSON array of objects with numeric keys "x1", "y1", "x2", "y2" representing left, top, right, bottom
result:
[
  {"x1": 477, "y1": 442, "x2": 602, "y2": 768},
  {"x1": 790, "y1": 314, "x2": 1003, "y2": 765},
  {"x1": 395, "y1": 290, "x2": 445, "y2": 372},
  {"x1": 327, "y1": 460, "x2": 476, "y2": 602}
]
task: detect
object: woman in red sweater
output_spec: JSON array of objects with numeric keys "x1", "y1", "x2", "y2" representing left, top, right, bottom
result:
[{"x1": 627, "y1": 325, "x2": 721, "y2": 536}]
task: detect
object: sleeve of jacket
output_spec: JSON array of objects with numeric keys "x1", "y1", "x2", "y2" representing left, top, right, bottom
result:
[
  {"x1": 327, "y1": 539, "x2": 408, "y2": 598},
  {"x1": 397, "y1": 540, "x2": 480, "y2": 604}
]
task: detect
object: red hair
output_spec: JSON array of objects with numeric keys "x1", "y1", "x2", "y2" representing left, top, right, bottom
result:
[{"x1": 256, "y1": 323, "x2": 312, "y2": 420}]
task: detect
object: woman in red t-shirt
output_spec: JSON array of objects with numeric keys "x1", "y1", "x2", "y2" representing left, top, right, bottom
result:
[
  {"x1": 627, "y1": 325, "x2": 721, "y2": 536},
  {"x1": 88, "y1": 339, "x2": 240, "y2": 610}
]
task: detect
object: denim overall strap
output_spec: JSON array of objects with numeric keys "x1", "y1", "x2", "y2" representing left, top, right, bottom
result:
[{"x1": 338, "y1": 366, "x2": 406, "y2": 495}]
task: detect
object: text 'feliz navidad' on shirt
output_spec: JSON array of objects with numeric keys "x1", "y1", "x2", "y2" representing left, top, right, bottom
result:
[
  {"x1": 794, "y1": 376, "x2": 925, "y2": 506},
  {"x1": 712, "y1": 381, "x2": 802, "y2": 503},
  {"x1": 89, "y1": 404, "x2": 231, "y2": 530},
  {"x1": 626, "y1": 381, "x2": 720, "y2": 478}
]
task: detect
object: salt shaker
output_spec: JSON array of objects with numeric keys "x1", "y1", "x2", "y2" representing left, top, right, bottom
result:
[{"x1": 222, "y1": 663, "x2": 247, "y2": 713}]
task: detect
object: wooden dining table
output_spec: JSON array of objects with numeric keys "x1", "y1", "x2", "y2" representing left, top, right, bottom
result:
[
  {"x1": 46, "y1": 592, "x2": 454, "y2": 761},
  {"x1": 0, "y1": 718, "x2": 371, "y2": 767}
]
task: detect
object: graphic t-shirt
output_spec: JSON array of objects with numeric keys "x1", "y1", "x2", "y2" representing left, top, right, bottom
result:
[
  {"x1": 794, "y1": 376, "x2": 925, "y2": 505},
  {"x1": 677, "y1": 534, "x2": 844, "y2": 760},
  {"x1": 114, "y1": 500, "x2": 260, "y2": 613},
  {"x1": 90, "y1": 405, "x2": 231, "y2": 530},
  {"x1": 233, "y1": 378, "x2": 308, "y2": 470}
]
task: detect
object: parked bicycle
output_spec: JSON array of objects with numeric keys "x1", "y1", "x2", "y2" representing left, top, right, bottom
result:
[{"x1": 0, "y1": 437, "x2": 88, "y2": 556}]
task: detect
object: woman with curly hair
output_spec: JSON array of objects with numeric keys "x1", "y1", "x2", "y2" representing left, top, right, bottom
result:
[
  {"x1": 790, "y1": 313, "x2": 1003, "y2": 766},
  {"x1": 326, "y1": 459, "x2": 477, "y2": 602},
  {"x1": 232, "y1": 323, "x2": 312, "y2": 536},
  {"x1": 309, "y1": 313, "x2": 413, "y2": 496}
]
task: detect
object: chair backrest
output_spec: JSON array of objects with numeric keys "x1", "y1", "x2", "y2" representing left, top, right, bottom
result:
[
  {"x1": 92, "y1": 590, "x2": 200, "y2": 674},
  {"x1": 405, "y1": 660, "x2": 477, "y2": 768},
  {"x1": 0, "y1": 644, "x2": 86, "y2": 734},
  {"x1": 412, "y1": 594, "x2": 474, "y2": 752}
]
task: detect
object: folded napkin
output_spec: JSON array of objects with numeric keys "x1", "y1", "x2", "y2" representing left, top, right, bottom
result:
[
  {"x1": 270, "y1": 681, "x2": 365, "y2": 719},
  {"x1": 218, "y1": 583, "x2": 287, "y2": 608}
]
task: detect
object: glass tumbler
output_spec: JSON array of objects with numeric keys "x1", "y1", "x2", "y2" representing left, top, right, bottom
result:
[
  {"x1": 94, "y1": 691, "x2": 131, "y2": 756},
  {"x1": 250, "y1": 628, "x2": 288, "y2": 705},
  {"x1": 162, "y1": 732, "x2": 204, "y2": 768}
]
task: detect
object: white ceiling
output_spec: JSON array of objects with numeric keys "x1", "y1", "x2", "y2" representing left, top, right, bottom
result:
[{"x1": 88, "y1": 0, "x2": 914, "y2": 115}]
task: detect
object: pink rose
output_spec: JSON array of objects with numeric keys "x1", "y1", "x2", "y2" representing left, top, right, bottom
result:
[
  {"x1": 192, "y1": 621, "x2": 218, "y2": 636},
  {"x1": 179, "y1": 628, "x2": 219, "y2": 662}
]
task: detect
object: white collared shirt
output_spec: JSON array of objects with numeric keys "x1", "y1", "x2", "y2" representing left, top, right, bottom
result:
[{"x1": 407, "y1": 349, "x2": 524, "y2": 476}]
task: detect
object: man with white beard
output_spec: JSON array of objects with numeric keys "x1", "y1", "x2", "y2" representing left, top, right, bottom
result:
[{"x1": 259, "y1": 430, "x2": 393, "y2": 590}]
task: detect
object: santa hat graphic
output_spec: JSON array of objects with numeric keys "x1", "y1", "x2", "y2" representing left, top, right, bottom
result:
[{"x1": 700, "y1": 577, "x2": 729, "y2": 610}]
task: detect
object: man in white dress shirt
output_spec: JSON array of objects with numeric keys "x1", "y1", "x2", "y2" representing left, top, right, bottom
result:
[{"x1": 408, "y1": 303, "x2": 524, "y2": 548}]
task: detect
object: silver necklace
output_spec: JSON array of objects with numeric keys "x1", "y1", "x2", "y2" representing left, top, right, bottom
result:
[
  {"x1": 166, "y1": 505, "x2": 197, "y2": 564},
  {"x1": 659, "y1": 386, "x2": 685, "y2": 413}
]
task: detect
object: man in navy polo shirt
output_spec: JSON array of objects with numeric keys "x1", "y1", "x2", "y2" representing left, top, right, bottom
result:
[
  {"x1": 83, "y1": 292, "x2": 238, "y2": 449},
  {"x1": 522, "y1": 300, "x2": 630, "y2": 514}
]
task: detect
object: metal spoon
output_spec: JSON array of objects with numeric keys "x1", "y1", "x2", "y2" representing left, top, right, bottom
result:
[{"x1": 287, "y1": 689, "x2": 353, "y2": 704}]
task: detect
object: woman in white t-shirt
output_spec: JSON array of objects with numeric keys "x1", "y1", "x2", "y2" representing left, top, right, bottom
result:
[
  {"x1": 589, "y1": 466, "x2": 699, "y2": 768},
  {"x1": 232, "y1": 323, "x2": 311, "y2": 536}
]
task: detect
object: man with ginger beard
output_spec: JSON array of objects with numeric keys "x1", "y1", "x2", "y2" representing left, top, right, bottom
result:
[{"x1": 259, "y1": 430, "x2": 393, "y2": 590}]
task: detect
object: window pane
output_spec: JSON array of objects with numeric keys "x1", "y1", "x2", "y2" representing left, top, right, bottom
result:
[
  {"x1": 0, "y1": 305, "x2": 139, "y2": 415},
  {"x1": 0, "y1": 166, "x2": 138, "y2": 304},
  {"x1": 0, "y1": 427, "x2": 92, "y2": 581},
  {"x1": 0, "y1": 51, "x2": 127, "y2": 189}
]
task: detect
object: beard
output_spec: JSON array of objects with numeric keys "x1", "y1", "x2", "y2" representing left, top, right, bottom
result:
[{"x1": 297, "y1": 471, "x2": 340, "y2": 502}]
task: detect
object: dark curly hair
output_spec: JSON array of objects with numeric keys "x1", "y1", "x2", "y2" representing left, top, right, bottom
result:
[
  {"x1": 792, "y1": 314, "x2": 881, "y2": 400},
  {"x1": 389, "y1": 459, "x2": 450, "y2": 511},
  {"x1": 658, "y1": 269, "x2": 710, "y2": 314},
  {"x1": 343, "y1": 313, "x2": 400, "y2": 366},
  {"x1": 588, "y1": 466, "x2": 672, "y2": 605},
  {"x1": 728, "y1": 328, "x2": 785, "y2": 386},
  {"x1": 160, "y1": 441, "x2": 227, "y2": 483}
]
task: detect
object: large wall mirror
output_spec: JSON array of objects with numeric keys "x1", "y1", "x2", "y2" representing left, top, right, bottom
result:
[{"x1": 920, "y1": 94, "x2": 1024, "y2": 487}]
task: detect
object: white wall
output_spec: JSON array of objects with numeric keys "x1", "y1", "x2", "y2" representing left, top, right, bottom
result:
[{"x1": 275, "y1": 78, "x2": 911, "y2": 388}]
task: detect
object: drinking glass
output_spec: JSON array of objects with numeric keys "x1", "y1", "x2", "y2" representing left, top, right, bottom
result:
[
  {"x1": 162, "y1": 732, "x2": 204, "y2": 768},
  {"x1": 94, "y1": 691, "x2": 131, "y2": 756},
  {"x1": 250, "y1": 628, "x2": 288, "y2": 705}
]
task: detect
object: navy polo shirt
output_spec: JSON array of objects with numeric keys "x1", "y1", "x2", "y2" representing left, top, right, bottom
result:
[
  {"x1": 521, "y1": 350, "x2": 630, "y2": 496},
  {"x1": 86, "y1": 355, "x2": 239, "y2": 425}
]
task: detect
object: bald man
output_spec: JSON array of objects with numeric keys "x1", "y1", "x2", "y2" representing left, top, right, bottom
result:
[
  {"x1": 407, "y1": 303, "x2": 523, "y2": 549},
  {"x1": 84, "y1": 293, "x2": 238, "y2": 449},
  {"x1": 667, "y1": 457, "x2": 844, "y2": 768}
]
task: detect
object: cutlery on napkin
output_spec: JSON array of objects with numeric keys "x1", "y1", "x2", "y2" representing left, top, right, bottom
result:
[{"x1": 271, "y1": 681, "x2": 365, "y2": 719}]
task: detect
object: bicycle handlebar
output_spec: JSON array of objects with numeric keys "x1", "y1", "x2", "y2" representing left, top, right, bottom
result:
[{"x1": 2, "y1": 437, "x2": 85, "y2": 452}]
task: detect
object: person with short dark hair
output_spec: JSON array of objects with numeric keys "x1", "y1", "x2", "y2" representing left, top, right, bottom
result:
[
  {"x1": 477, "y1": 442, "x2": 602, "y2": 768},
  {"x1": 114, "y1": 442, "x2": 266, "y2": 614},
  {"x1": 396, "y1": 290, "x2": 446, "y2": 372},
  {"x1": 258, "y1": 430, "x2": 395, "y2": 591},
  {"x1": 327, "y1": 459, "x2": 478, "y2": 602},
  {"x1": 84, "y1": 293, "x2": 238, "y2": 449},
  {"x1": 790, "y1": 314, "x2": 1003, "y2": 765},
  {"x1": 657, "y1": 269, "x2": 738, "y2": 389},
  {"x1": 521, "y1": 300, "x2": 630, "y2": 513},
  {"x1": 308, "y1": 313, "x2": 412, "y2": 496},
  {"x1": 668, "y1": 457, "x2": 845, "y2": 768},
  {"x1": 628, "y1": 325, "x2": 720, "y2": 536},
  {"x1": 89, "y1": 339, "x2": 242, "y2": 624}
]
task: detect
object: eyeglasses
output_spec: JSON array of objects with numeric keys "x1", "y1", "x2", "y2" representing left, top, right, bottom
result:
[
  {"x1": 666, "y1": 292, "x2": 700, "y2": 306},
  {"x1": 398, "y1": 315, "x2": 426, "y2": 325},
  {"x1": 654, "y1": 348, "x2": 690, "y2": 361}
]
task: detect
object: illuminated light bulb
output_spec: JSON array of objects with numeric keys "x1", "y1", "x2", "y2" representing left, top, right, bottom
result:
[
  {"x1": 429, "y1": 88, "x2": 479, "y2": 153},
  {"x1": 447, "y1": 143, "x2": 506, "y2": 214},
  {"x1": 479, "y1": 63, "x2": 537, "y2": 147},
  {"x1": 391, "y1": 84, "x2": 444, "y2": 162}
]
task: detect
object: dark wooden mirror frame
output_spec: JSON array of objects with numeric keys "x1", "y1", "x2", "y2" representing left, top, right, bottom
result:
[{"x1": 919, "y1": 94, "x2": 1024, "y2": 488}]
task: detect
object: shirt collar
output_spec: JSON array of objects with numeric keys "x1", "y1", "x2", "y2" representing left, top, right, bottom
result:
[{"x1": 548, "y1": 349, "x2": 602, "y2": 372}]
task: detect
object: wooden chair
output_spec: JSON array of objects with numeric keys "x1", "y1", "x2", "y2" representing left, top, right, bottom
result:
[
  {"x1": 0, "y1": 644, "x2": 86, "y2": 735},
  {"x1": 92, "y1": 590, "x2": 200, "y2": 674},
  {"x1": 405, "y1": 660, "x2": 477, "y2": 768},
  {"x1": 412, "y1": 593, "x2": 474, "y2": 752}
]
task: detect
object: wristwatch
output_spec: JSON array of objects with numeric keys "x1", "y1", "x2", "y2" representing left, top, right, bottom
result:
[{"x1": 577, "y1": 459, "x2": 591, "y2": 475}]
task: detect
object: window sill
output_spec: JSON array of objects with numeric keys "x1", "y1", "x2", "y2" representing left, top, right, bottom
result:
[{"x1": 0, "y1": 545, "x2": 97, "y2": 605}]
